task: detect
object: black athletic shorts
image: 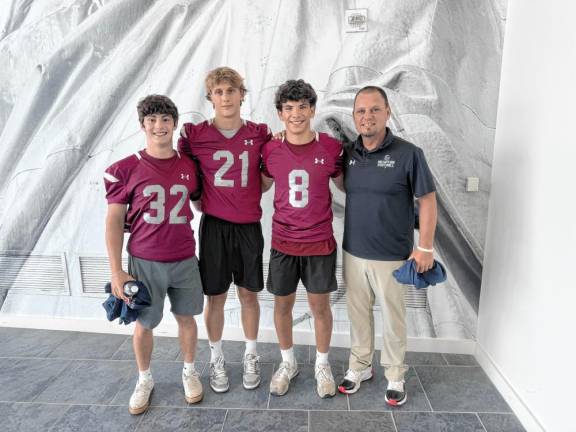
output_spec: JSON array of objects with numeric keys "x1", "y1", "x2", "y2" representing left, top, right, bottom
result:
[
  {"x1": 266, "y1": 248, "x2": 338, "y2": 296},
  {"x1": 199, "y1": 214, "x2": 264, "y2": 296}
]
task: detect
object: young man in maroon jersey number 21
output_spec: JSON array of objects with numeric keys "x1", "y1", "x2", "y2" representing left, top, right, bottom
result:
[
  {"x1": 178, "y1": 67, "x2": 271, "y2": 394},
  {"x1": 262, "y1": 80, "x2": 344, "y2": 398}
]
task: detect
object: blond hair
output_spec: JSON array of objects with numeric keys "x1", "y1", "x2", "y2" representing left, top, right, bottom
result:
[{"x1": 205, "y1": 67, "x2": 247, "y2": 101}]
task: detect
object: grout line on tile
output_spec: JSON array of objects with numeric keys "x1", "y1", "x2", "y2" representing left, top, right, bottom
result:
[
  {"x1": 28, "y1": 359, "x2": 77, "y2": 403},
  {"x1": 476, "y1": 413, "x2": 489, "y2": 432},
  {"x1": 390, "y1": 411, "x2": 399, "y2": 432},
  {"x1": 412, "y1": 366, "x2": 433, "y2": 412},
  {"x1": 45, "y1": 402, "x2": 75, "y2": 432},
  {"x1": 220, "y1": 409, "x2": 229, "y2": 432}
]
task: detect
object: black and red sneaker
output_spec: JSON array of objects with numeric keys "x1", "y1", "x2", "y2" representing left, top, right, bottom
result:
[
  {"x1": 385, "y1": 380, "x2": 407, "y2": 406},
  {"x1": 337, "y1": 367, "x2": 373, "y2": 394}
]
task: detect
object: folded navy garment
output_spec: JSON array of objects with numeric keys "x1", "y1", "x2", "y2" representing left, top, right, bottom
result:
[
  {"x1": 102, "y1": 281, "x2": 152, "y2": 325},
  {"x1": 393, "y1": 259, "x2": 447, "y2": 289}
]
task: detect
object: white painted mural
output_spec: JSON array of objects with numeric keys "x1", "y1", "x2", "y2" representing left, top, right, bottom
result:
[{"x1": 0, "y1": 0, "x2": 507, "y2": 343}]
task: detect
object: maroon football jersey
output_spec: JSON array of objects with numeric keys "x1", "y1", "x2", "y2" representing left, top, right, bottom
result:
[
  {"x1": 178, "y1": 120, "x2": 271, "y2": 223},
  {"x1": 262, "y1": 132, "x2": 343, "y2": 243},
  {"x1": 104, "y1": 150, "x2": 199, "y2": 262}
]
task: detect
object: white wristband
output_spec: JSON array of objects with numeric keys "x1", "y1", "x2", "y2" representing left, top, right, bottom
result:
[{"x1": 417, "y1": 246, "x2": 434, "y2": 253}]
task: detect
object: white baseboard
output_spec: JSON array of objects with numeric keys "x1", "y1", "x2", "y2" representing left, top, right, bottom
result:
[
  {"x1": 475, "y1": 343, "x2": 546, "y2": 432},
  {"x1": 0, "y1": 313, "x2": 475, "y2": 354}
]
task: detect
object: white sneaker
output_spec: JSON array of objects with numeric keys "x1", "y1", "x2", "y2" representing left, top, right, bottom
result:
[
  {"x1": 129, "y1": 378, "x2": 154, "y2": 415},
  {"x1": 385, "y1": 380, "x2": 407, "y2": 406},
  {"x1": 269, "y1": 361, "x2": 298, "y2": 396},
  {"x1": 182, "y1": 371, "x2": 203, "y2": 404},
  {"x1": 315, "y1": 363, "x2": 336, "y2": 398},
  {"x1": 337, "y1": 367, "x2": 373, "y2": 394}
]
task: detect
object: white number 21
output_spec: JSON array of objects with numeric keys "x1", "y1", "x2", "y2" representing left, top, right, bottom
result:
[{"x1": 213, "y1": 150, "x2": 249, "y2": 188}]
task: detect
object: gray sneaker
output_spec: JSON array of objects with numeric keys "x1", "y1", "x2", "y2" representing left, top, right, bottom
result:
[
  {"x1": 243, "y1": 353, "x2": 261, "y2": 390},
  {"x1": 270, "y1": 361, "x2": 298, "y2": 396},
  {"x1": 315, "y1": 363, "x2": 336, "y2": 398},
  {"x1": 209, "y1": 356, "x2": 230, "y2": 393}
]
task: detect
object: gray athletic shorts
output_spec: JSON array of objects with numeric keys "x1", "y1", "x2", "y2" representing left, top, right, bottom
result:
[{"x1": 128, "y1": 255, "x2": 204, "y2": 329}]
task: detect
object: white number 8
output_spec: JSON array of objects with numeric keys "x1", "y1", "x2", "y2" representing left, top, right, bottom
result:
[{"x1": 288, "y1": 170, "x2": 309, "y2": 208}]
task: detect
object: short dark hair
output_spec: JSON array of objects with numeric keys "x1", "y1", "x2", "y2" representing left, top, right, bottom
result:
[
  {"x1": 137, "y1": 94, "x2": 179, "y2": 126},
  {"x1": 275, "y1": 79, "x2": 317, "y2": 111},
  {"x1": 353, "y1": 86, "x2": 389, "y2": 109}
]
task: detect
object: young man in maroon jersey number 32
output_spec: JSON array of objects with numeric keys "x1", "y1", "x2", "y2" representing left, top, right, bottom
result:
[{"x1": 104, "y1": 95, "x2": 204, "y2": 415}]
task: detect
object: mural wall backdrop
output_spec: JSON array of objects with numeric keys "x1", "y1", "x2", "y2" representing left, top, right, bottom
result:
[{"x1": 0, "y1": 0, "x2": 507, "y2": 342}]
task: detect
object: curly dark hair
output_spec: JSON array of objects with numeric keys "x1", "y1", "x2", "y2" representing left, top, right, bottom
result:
[
  {"x1": 137, "y1": 94, "x2": 179, "y2": 126},
  {"x1": 274, "y1": 79, "x2": 317, "y2": 111}
]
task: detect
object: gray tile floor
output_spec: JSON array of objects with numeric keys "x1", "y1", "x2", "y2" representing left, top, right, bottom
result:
[{"x1": 0, "y1": 327, "x2": 526, "y2": 432}]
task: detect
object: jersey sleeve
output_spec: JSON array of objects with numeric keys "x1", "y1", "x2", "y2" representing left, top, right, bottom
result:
[
  {"x1": 103, "y1": 163, "x2": 129, "y2": 204},
  {"x1": 410, "y1": 147, "x2": 436, "y2": 197},
  {"x1": 177, "y1": 123, "x2": 195, "y2": 158},
  {"x1": 260, "y1": 123, "x2": 273, "y2": 142},
  {"x1": 331, "y1": 140, "x2": 344, "y2": 178},
  {"x1": 261, "y1": 141, "x2": 274, "y2": 178}
]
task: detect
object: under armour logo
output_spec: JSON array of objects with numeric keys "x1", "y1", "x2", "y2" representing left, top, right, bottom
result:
[
  {"x1": 181, "y1": 173, "x2": 190, "y2": 180},
  {"x1": 315, "y1": 158, "x2": 325, "y2": 165},
  {"x1": 349, "y1": 160, "x2": 356, "y2": 166},
  {"x1": 244, "y1": 139, "x2": 254, "y2": 146}
]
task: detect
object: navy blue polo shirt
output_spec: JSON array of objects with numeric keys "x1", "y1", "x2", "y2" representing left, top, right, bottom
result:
[{"x1": 343, "y1": 128, "x2": 436, "y2": 261}]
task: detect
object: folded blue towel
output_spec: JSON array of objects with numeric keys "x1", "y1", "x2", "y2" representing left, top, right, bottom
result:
[
  {"x1": 102, "y1": 281, "x2": 152, "y2": 325},
  {"x1": 393, "y1": 259, "x2": 447, "y2": 289}
]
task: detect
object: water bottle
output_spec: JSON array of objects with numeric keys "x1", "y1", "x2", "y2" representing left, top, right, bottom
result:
[{"x1": 123, "y1": 281, "x2": 139, "y2": 298}]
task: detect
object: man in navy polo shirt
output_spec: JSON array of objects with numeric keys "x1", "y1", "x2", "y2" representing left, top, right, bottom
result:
[{"x1": 337, "y1": 86, "x2": 437, "y2": 407}]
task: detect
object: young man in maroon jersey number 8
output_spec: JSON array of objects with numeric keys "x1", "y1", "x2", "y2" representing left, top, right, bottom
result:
[
  {"x1": 178, "y1": 67, "x2": 271, "y2": 393},
  {"x1": 262, "y1": 80, "x2": 344, "y2": 398},
  {"x1": 104, "y1": 95, "x2": 204, "y2": 414}
]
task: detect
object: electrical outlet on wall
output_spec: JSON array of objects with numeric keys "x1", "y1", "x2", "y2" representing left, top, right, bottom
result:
[{"x1": 466, "y1": 177, "x2": 480, "y2": 192}]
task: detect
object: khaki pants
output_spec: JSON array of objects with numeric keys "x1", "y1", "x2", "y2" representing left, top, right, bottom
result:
[{"x1": 344, "y1": 251, "x2": 408, "y2": 382}]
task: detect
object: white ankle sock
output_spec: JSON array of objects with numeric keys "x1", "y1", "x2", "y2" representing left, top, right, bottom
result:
[
  {"x1": 209, "y1": 340, "x2": 224, "y2": 362},
  {"x1": 183, "y1": 362, "x2": 196, "y2": 376},
  {"x1": 139, "y1": 368, "x2": 153, "y2": 383},
  {"x1": 315, "y1": 350, "x2": 329, "y2": 366},
  {"x1": 245, "y1": 339, "x2": 257, "y2": 356},
  {"x1": 280, "y1": 347, "x2": 296, "y2": 365}
]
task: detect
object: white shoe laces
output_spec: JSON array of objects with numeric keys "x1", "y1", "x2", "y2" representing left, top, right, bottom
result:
[
  {"x1": 275, "y1": 361, "x2": 294, "y2": 379},
  {"x1": 211, "y1": 357, "x2": 227, "y2": 379},
  {"x1": 244, "y1": 354, "x2": 260, "y2": 375},
  {"x1": 315, "y1": 363, "x2": 334, "y2": 383}
]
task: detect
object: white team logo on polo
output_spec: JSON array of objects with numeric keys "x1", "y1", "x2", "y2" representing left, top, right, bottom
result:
[
  {"x1": 378, "y1": 154, "x2": 395, "y2": 168},
  {"x1": 314, "y1": 158, "x2": 325, "y2": 165},
  {"x1": 349, "y1": 159, "x2": 356, "y2": 166},
  {"x1": 181, "y1": 173, "x2": 190, "y2": 180},
  {"x1": 244, "y1": 139, "x2": 254, "y2": 146}
]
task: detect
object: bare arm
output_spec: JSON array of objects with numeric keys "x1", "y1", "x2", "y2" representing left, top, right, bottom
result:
[
  {"x1": 105, "y1": 203, "x2": 133, "y2": 302},
  {"x1": 261, "y1": 173, "x2": 274, "y2": 192},
  {"x1": 192, "y1": 198, "x2": 202, "y2": 212},
  {"x1": 408, "y1": 191, "x2": 437, "y2": 272},
  {"x1": 331, "y1": 174, "x2": 345, "y2": 192}
]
